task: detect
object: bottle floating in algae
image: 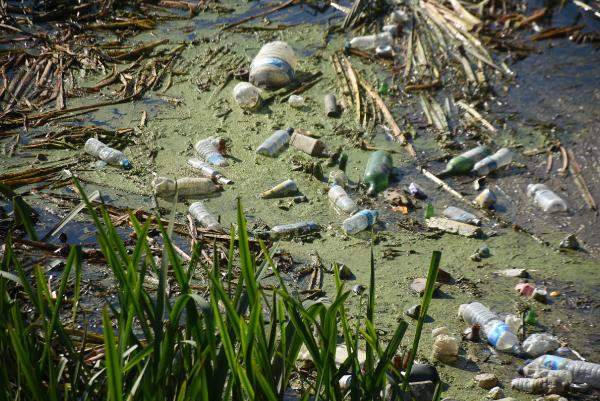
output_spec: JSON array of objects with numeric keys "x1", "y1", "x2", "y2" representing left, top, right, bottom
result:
[
  {"x1": 364, "y1": 150, "x2": 392, "y2": 195},
  {"x1": 438, "y1": 145, "x2": 491, "y2": 178}
]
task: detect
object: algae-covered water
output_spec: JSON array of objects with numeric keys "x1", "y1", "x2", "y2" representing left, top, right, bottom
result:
[{"x1": 1, "y1": 1, "x2": 600, "y2": 400}]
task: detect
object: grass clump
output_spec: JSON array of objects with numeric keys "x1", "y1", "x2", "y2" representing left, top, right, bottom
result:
[{"x1": 0, "y1": 179, "x2": 441, "y2": 400}]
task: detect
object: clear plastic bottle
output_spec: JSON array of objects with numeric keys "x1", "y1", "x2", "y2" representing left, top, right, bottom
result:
[
  {"x1": 187, "y1": 159, "x2": 232, "y2": 185},
  {"x1": 523, "y1": 333, "x2": 560, "y2": 357},
  {"x1": 194, "y1": 137, "x2": 228, "y2": 167},
  {"x1": 348, "y1": 32, "x2": 393, "y2": 51},
  {"x1": 84, "y1": 138, "x2": 131, "y2": 169},
  {"x1": 328, "y1": 185, "x2": 358, "y2": 214},
  {"x1": 270, "y1": 221, "x2": 320, "y2": 239},
  {"x1": 521, "y1": 355, "x2": 600, "y2": 388},
  {"x1": 471, "y1": 148, "x2": 513, "y2": 176},
  {"x1": 259, "y1": 179, "x2": 298, "y2": 199},
  {"x1": 249, "y1": 41, "x2": 297, "y2": 89},
  {"x1": 152, "y1": 177, "x2": 220, "y2": 197},
  {"x1": 527, "y1": 184, "x2": 568, "y2": 213},
  {"x1": 443, "y1": 206, "x2": 481, "y2": 226},
  {"x1": 288, "y1": 95, "x2": 305, "y2": 108},
  {"x1": 342, "y1": 209, "x2": 378, "y2": 235},
  {"x1": 256, "y1": 128, "x2": 293, "y2": 156},
  {"x1": 232, "y1": 82, "x2": 261, "y2": 110},
  {"x1": 511, "y1": 370, "x2": 572, "y2": 394},
  {"x1": 458, "y1": 302, "x2": 520, "y2": 353},
  {"x1": 189, "y1": 202, "x2": 222, "y2": 231}
]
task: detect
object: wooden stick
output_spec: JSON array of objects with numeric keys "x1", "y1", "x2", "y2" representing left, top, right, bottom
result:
[
  {"x1": 341, "y1": 56, "x2": 361, "y2": 125},
  {"x1": 567, "y1": 148, "x2": 597, "y2": 210},
  {"x1": 221, "y1": 0, "x2": 297, "y2": 31},
  {"x1": 557, "y1": 145, "x2": 568, "y2": 174},
  {"x1": 358, "y1": 74, "x2": 417, "y2": 157},
  {"x1": 545, "y1": 151, "x2": 553, "y2": 175}
]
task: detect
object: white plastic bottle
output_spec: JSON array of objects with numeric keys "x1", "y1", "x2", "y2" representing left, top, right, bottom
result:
[
  {"x1": 232, "y1": 82, "x2": 261, "y2": 110},
  {"x1": 511, "y1": 370, "x2": 572, "y2": 394},
  {"x1": 521, "y1": 355, "x2": 600, "y2": 388},
  {"x1": 249, "y1": 41, "x2": 297, "y2": 89},
  {"x1": 256, "y1": 128, "x2": 293, "y2": 156},
  {"x1": 194, "y1": 137, "x2": 228, "y2": 167},
  {"x1": 84, "y1": 138, "x2": 131, "y2": 169},
  {"x1": 152, "y1": 177, "x2": 220, "y2": 197},
  {"x1": 189, "y1": 202, "x2": 222, "y2": 231},
  {"x1": 443, "y1": 206, "x2": 481, "y2": 226},
  {"x1": 527, "y1": 184, "x2": 567, "y2": 213},
  {"x1": 342, "y1": 209, "x2": 378, "y2": 235},
  {"x1": 328, "y1": 185, "x2": 358, "y2": 214},
  {"x1": 348, "y1": 32, "x2": 393, "y2": 51},
  {"x1": 458, "y1": 302, "x2": 520, "y2": 353},
  {"x1": 471, "y1": 148, "x2": 513, "y2": 176},
  {"x1": 187, "y1": 159, "x2": 232, "y2": 185}
]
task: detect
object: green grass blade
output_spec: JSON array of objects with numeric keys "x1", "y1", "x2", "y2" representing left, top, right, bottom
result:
[
  {"x1": 102, "y1": 306, "x2": 123, "y2": 401},
  {"x1": 12, "y1": 195, "x2": 38, "y2": 240}
]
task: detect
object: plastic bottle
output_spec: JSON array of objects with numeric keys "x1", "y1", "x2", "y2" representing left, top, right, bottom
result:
[
  {"x1": 511, "y1": 370, "x2": 572, "y2": 394},
  {"x1": 443, "y1": 206, "x2": 481, "y2": 226},
  {"x1": 84, "y1": 138, "x2": 131, "y2": 169},
  {"x1": 523, "y1": 333, "x2": 560, "y2": 357},
  {"x1": 438, "y1": 145, "x2": 491, "y2": 177},
  {"x1": 471, "y1": 148, "x2": 513, "y2": 176},
  {"x1": 249, "y1": 41, "x2": 297, "y2": 89},
  {"x1": 328, "y1": 185, "x2": 359, "y2": 214},
  {"x1": 189, "y1": 202, "x2": 222, "y2": 231},
  {"x1": 458, "y1": 302, "x2": 520, "y2": 353},
  {"x1": 474, "y1": 188, "x2": 496, "y2": 208},
  {"x1": 256, "y1": 128, "x2": 293, "y2": 156},
  {"x1": 260, "y1": 179, "x2": 298, "y2": 199},
  {"x1": 232, "y1": 82, "x2": 261, "y2": 110},
  {"x1": 269, "y1": 221, "x2": 320, "y2": 239},
  {"x1": 194, "y1": 137, "x2": 228, "y2": 167},
  {"x1": 521, "y1": 355, "x2": 600, "y2": 388},
  {"x1": 187, "y1": 159, "x2": 232, "y2": 185},
  {"x1": 152, "y1": 177, "x2": 221, "y2": 197},
  {"x1": 504, "y1": 314, "x2": 523, "y2": 335},
  {"x1": 527, "y1": 184, "x2": 567, "y2": 213},
  {"x1": 342, "y1": 209, "x2": 378, "y2": 235},
  {"x1": 288, "y1": 95, "x2": 305, "y2": 108},
  {"x1": 339, "y1": 374, "x2": 352, "y2": 391},
  {"x1": 348, "y1": 32, "x2": 393, "y2": 51},
  {"x1": 364, "y1": 150, "x2": 392, "y2": 195}
]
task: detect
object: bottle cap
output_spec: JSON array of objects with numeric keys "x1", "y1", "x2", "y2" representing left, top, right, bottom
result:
[
  {"x1": 286, "y1": 127, "x2": 294, "y2": 134},
  {"x1": 121, "y1": 159, "x2": 132, "y2": 170}
]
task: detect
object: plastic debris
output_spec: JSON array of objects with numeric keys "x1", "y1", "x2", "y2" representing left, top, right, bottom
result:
[
  {"x1": 249, "y1": 41, "x2": 297, "y2": 89},
  {"x1": 84, "y1": 138, "x2": 131, "y2": 169}
]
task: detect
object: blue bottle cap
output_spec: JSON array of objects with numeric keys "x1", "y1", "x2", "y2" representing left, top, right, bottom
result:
[{"x1": 121, "y1": 159, "x2": 132, "y2": 169}]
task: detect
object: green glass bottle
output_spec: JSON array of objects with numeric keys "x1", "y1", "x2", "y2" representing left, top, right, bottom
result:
[
  {"x1": 339, "y1": 153, "x2": 348, "y2": 171},
  {"x1": 364, "y1": 150, "x2": 392, "y2": 195},
  {"x1": 424, "y1": 202, "x2": 434, "y2": 219},
  {"x1": 438, "y1": 145, "x2": 491, "y2": 178},
  {"x1": 378, "y1": 81, "x2": 389, "y2": 95},
  {"x1": 525, "y1": 309, "x2": 537, "y2": 325}
]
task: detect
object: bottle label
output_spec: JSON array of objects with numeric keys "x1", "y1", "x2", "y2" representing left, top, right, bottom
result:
[
  {"x1": 541, "y1": 355, "x2": 565, "y2": 370},
  {"x1": 250, "y1": 57, "x2": 295, "y2": 80},
  {"x1": 487, "y1": 322, "x2": 510, "y2": 347}
]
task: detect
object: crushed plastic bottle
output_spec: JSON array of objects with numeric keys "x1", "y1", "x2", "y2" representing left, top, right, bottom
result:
[
  {"x1": 232, "y1": 82, "x2": 261, "y2": 110},
  {"x1": 505, "y1": 314, "x2": 523, "y2": 335},
  {"x1": 523, "y1": 333, "x2": 560, "y2": 357},
  {"x1": 187, "y1": 159, "x2": 232, "y2": 185},
  {"x1": 342, "y1": 209, "x2": 378, "y2": 235},
  {"x1": 364, "y1": 150, "x2": 393, "y2": 195},
  {"x1": 472, "y1": 148, "x2": 513, "y2": 176},
  {"x1": 458, "y1": 302, "x2": 521, "y2": 353},
  {"x1": 521, "y1": 355, "x2": 600, "y2": 388},
  {"x1": 189, "y1": 202, "x2": 222, "y2": 231},
  {"x1": 527, "y1": 184, "x2": 568, "y2": 213},
  {"x1": 84, "y1": 138, "x2": 131, "y2": 169},
  {"x1": 511, "y1": 370, "x2": 572, "y2": 394},
  {"x1": 348, "y1": 32, "x2": 393, "y2": 51},
  {"x1": 256, "y1": 128, "x2": 293, "y2": 156},
  {"x1": 431, "y1": 327, "x2": 459, "y2": 364},
  {"x1": 152, "y1": 177, "x2": 221, "y2": 197},
  {"x1": 260, "y1": 179, "x2": 298, "y2": 199},
  {"x1": 438, "y1": 145, "x2": 491, "y2": 177},
  {"x1": 269, "y1": 221, "x2": 320, "y2": 239},
  {"x1": 288, "y1": 95, "x2": 305, "y2": 108},
  {"x1": 443, "y1": 206, "x2": 481, "y2": 226},
  {"x1": 328, "y1": 185, "x2": 358, "y2": 214},
  {"x1": 249, "y1": 41, "x2": 297, "y2": 89},
  {"x1": 194, "y1": 137, "x2": 228, "y2": 167}
]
